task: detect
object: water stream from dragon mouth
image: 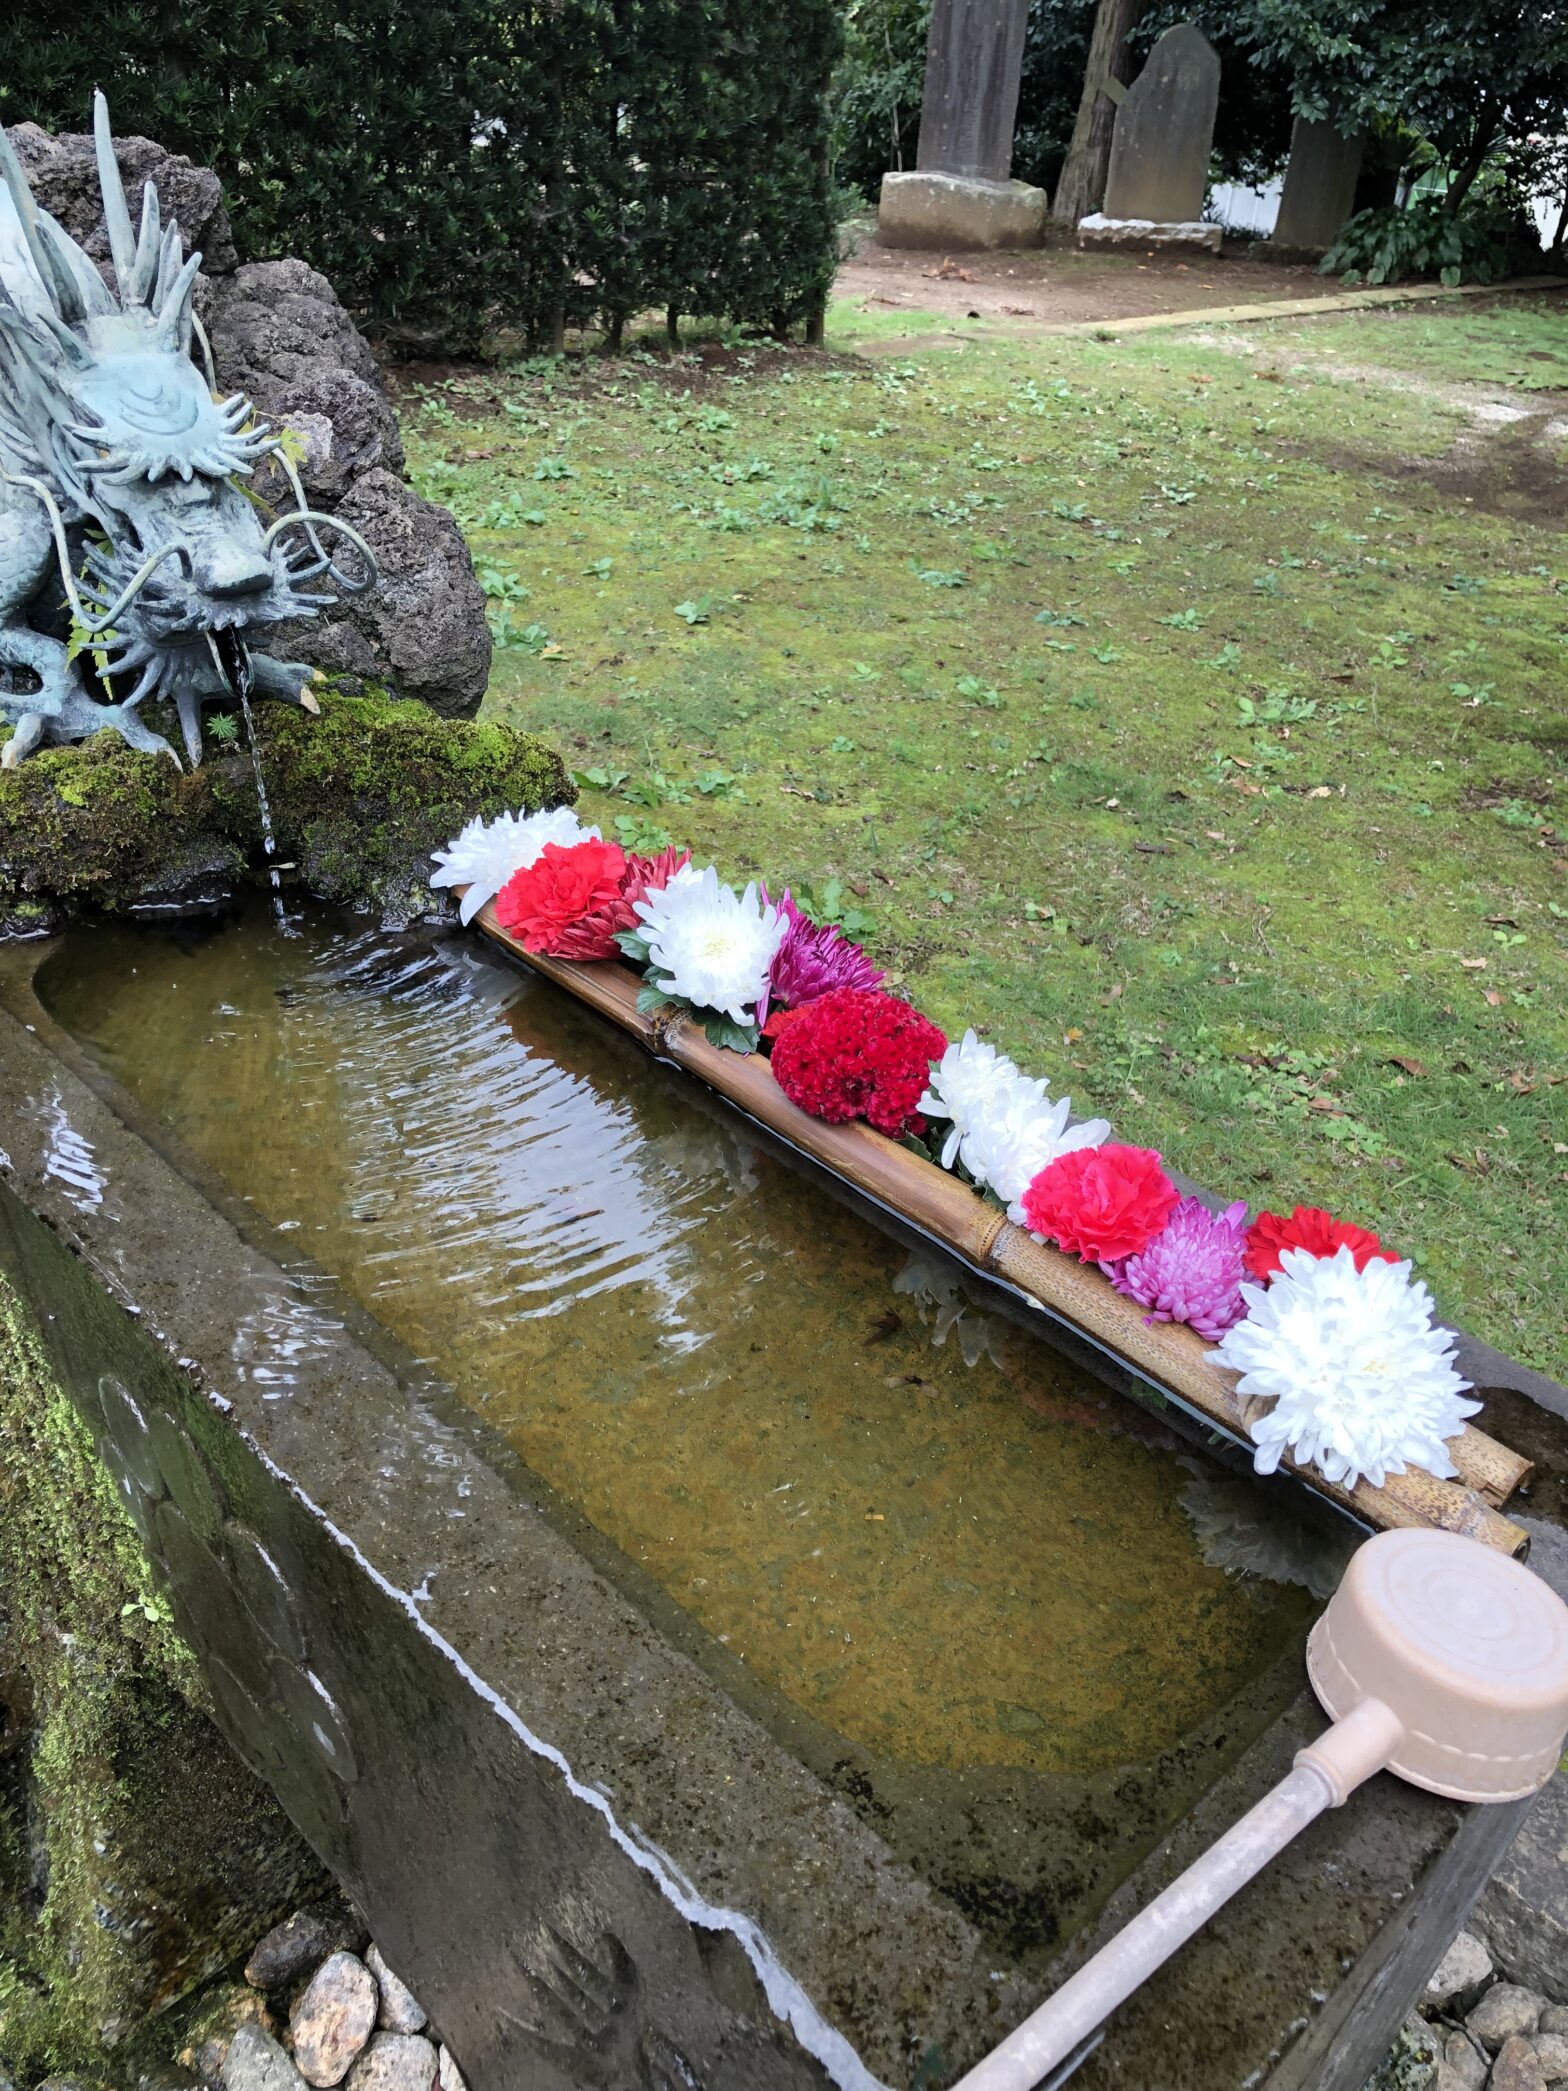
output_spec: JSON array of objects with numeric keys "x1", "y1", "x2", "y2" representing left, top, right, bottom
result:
[{"x1": 223, "y1": 633, "x2": 290, "y2": 934}]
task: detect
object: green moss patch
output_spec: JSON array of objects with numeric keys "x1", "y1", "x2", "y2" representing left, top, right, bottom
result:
[
  {"x1": 1, "y1": 692, "x2": 574, "y2": 933},
  {"x1": 0, "y1": 1267, "x2": 196, "y2": 2078}
]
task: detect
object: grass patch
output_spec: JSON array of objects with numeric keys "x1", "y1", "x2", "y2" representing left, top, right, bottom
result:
[
  {"x1": 402, "y1": 311, "x2": 1568, "y2": 1375},
  {"x1": 1254, "y1": 291, "x2": 1568, "y2": 391}
]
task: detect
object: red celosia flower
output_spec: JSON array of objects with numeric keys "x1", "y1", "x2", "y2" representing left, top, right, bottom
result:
[
  {"x1": 762, "y1": 1005, "x2": 809, "y2": 1040},
  {"x1": 769, "y1": 987, "x2": 947, "y2": 1139},
  {"x1": 495, "y1": 838, "x2": 626, "y2": 954},
  {"x1": 1019, "y1": 1144, "x2": 1180, "y2": 1264},
  {"x1": 537, "y1": 845, "x2": 691, "y2": 962},
  {"x1": 1243, "y1": 1204, "x2": 1398, "y2": 1282}
]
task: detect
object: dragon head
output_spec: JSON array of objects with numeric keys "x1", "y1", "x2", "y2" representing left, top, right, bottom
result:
[{"x1": 0, "y1": 95, "x2": 374, "y2": 755}]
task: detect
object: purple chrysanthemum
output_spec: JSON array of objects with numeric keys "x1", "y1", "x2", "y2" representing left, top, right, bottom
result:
[
  {"x1": 760, "y1": 886, "x2": 884, "y2": 1023},
  {"x1": 1103, "y1": 1196, "x2": 1249, "y2": 1340}
]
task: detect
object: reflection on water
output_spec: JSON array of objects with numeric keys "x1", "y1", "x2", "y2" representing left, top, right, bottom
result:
[{"x1": 42, "y1": 908, "x2": 1317, "y2": 1788}]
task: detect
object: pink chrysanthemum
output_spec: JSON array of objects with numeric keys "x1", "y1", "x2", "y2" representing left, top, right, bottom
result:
[
  {"x1": 760, "y1": 886, "x2": 884, "y2": 1024},
  {"x1": 1105, "y1": 1196, "x2": 1250, "y2": 1340}
]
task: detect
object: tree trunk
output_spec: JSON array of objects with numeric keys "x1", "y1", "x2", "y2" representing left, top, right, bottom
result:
[
  {"x1": 1443, "y1": 116, "x2": 1500, "y2": 215},
  {"x1": 1051, "y1": 0, "x2": 1140, "y2": 226}
]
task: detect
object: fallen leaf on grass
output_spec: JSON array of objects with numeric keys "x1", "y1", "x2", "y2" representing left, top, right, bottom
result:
[
  {"x1": 1388, "y1": 1056, "x2": 1429, "y2": 1077},
  {"x1": 1460, "y1": 957, "x2": 1488, "y2": 969},
  {"x1": 1483, "y1": 989, "x2": 1503, "y2": 1006}
]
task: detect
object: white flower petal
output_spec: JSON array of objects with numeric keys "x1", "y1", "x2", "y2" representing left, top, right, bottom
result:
[
  {"x1": 433, "y1": 806, "x2": 599, "y2": 919},
  {"x1": 922, "y1": 1033, "x2": 1109, "y2": 1203},
  {"x1": 1211, "y1": 1246, "x2": 1478, "y2": 1492},
  {"x1": 634, "y1": 863, "x2": 785, "y2": 1027}
]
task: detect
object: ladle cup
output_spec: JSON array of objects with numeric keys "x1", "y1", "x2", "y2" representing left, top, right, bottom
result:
[{"x1": 952, "y1": 1527, "x2": 1568, "y2": 2091}]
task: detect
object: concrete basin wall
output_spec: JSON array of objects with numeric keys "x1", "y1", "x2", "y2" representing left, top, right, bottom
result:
[{"x1": 0, "y1": 938, "x2": 1545, "y2": 2091}]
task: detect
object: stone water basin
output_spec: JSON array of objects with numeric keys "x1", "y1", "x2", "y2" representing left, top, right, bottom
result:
[{"x1": 0, "y1": 904, "x2": 1533, "y2": 2091}]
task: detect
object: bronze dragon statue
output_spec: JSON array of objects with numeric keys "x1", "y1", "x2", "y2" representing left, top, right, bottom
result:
[{"x1": 0, "y1": 94, "x2": 376, "y2": 768}]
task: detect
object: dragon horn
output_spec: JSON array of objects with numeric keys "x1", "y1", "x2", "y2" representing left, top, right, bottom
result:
[
  {"x1": 0, "y1": 118, "x2": 65, "y2": 310},
  {"x1": 153, "y1": 248, "x2": 202, "y2": 351},
  {"x1": 93, "y1": 90, "x2": 138, "y2": 300},
  {"x1": 128, "y1": 177, "x2": 162, "y2": 307}
]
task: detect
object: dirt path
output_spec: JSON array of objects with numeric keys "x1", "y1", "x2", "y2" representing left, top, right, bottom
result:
[{"x1": 835, "y1": 230, "x2": 1349, "y2": 333}]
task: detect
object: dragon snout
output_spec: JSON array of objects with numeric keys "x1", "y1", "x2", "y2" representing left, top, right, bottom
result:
[{"x1": 193, "y1": 540, "x2": 276, "y2": 599}]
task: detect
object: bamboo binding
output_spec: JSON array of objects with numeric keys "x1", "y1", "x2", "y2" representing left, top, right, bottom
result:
[{"x1": 476, "y1": 908, "x2": 1532, "y2": 1558}]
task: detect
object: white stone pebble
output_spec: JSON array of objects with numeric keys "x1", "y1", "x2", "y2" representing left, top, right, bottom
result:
[
  {"x1": 344, "y1": 2034, "x2": 440, "y2": 2091},
  {"x1": 1428, "y1": 1933, "x2": 1496, "y2": 2013},
  {"x1": 367, "y1": 1947, "x2": 427, "y2": 2036}
]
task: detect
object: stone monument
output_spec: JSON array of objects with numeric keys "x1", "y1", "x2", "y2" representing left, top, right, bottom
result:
[
  {"x1": 877, "y1": 0, "x2": 1048, "y2": 250},
  {"x1": 1077, "y1": 23, "x2": 1222, "y2": 255},
  {"x1": 1270, "y1": 116, "x2": 1365, "y2": 254}
]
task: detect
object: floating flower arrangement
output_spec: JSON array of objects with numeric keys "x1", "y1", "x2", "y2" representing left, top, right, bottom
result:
[{"x1": 441, "y1": 811, "x2": 1482, "y2": 1498}]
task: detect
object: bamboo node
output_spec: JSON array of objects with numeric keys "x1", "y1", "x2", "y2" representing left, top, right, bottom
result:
[{"x1": 969, "y1": 1207, "x2": 1011, "y2": 1269}]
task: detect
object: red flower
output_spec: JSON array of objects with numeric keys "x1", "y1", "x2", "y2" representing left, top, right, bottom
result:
[
  {"x1": 495, "y1": 838, "x2": 627, "y2": 954},
  {"x1": 769, "y1": 987, "x2": 947, "y2": 1139},
  {"x1": 1243, "y1": 1205, "x2": 1398, "y2": 1282},
  {"x1": 1019, "y1": 1144, "x2": 1179, "y2": 1264},
  {"x1": 761, "y1": 1005, "x2": 808, "y2": 1040},
  {"x1": 521, "y1": 844, "x2": 690, "y2": 961}
]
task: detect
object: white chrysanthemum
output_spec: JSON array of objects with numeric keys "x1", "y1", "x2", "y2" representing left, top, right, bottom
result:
[
  {"x1": 995, "y1": 1094, "x2": 1114, "y2": 1213},
  {"x1": 1212, "y1": 1245, "x2": 1479, "y2": 1492},
  {"x1": 634, "y1": 862, "x2": 786, "y2": 1026},
  {"x1": 920, "y1": 1030, "x2": 1110, "y2": 1199},
  {"x1": 920, "y1": 1030, "x2": 1036, "y2": 1168},
  {"x1": 431, "y1": 807, "x2": 598, "y2": 924}
]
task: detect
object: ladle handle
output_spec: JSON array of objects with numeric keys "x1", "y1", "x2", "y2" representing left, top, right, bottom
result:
[{"x1": 949, "y1": 1701, "x2": 1405, "y2": 2091}]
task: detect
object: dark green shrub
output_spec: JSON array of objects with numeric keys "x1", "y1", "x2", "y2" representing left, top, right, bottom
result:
[
  {"x1": 1321, "y1": 193, "x2": 1527, "y2": 286},
  {"x1": 2, "y1": 0, "x2": 841, "y2": 352}
]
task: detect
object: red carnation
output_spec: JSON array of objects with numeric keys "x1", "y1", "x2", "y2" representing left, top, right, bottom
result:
[
  {"x1": 534, "y1": 845, "x2": 691, "y2": 961},
  {"x1": 495, "y1": 838, "x2": 627, "y2": 954},
  {"x1": 769, "y1": 987, "x2": 946, "y2": 1139},
  {"x1": 1243, "y1": 1204, "x2": 1398, "y2": 1282},
  {"x1": 1019, "y1": 1144, "x2": 1179, "y2": 1264}
]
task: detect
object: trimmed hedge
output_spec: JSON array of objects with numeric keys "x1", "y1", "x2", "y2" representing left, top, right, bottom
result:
[{"x1": 4, "y1": 0, "x2": 842, "y2": 351}]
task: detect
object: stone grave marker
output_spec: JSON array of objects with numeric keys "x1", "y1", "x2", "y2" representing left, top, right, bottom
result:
[
  {"x1": 1271, "y1": 116, "x2": 1365, "y2": 252},
  {"x1": 878, "y1": 0, "x2": 1049, "y2": 249},
  {"x1": 1084, "y1": 22, "x2": 1221, "y2": 250}
]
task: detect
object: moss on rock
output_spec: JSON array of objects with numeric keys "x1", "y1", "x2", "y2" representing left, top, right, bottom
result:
[
  {"x1": 0, "y1": 1270, "x2": 195, "y2": 2077},
  {"x1": 0, "y1": 1227, "x2": 322, "y2": 2085},
  {"x1": 0, "y1": 735, "x2": 238, "y2": 937},
  {"x1": 1, "y1": 690, "x2": 573, "y2": 935},
  {"x1": 231, "y1": 688, "x2": 575, "y2": 920}
]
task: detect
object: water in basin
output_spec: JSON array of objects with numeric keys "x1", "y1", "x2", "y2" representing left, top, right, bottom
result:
[{"x1": 38, "y1": 904, "x2": 1330, "y2": 1962}]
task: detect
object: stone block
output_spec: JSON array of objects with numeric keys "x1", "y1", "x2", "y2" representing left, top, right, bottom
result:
[
  {"x1": 878, "y1": 170, "x2": 1048, "y2": 250},
  {"x1": 1474, "y1": 1771, "x2": 1568, "y2": 2004},
  {"x1": 1077, "y1": 212, "x2": 1222, "y2": 255}
]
